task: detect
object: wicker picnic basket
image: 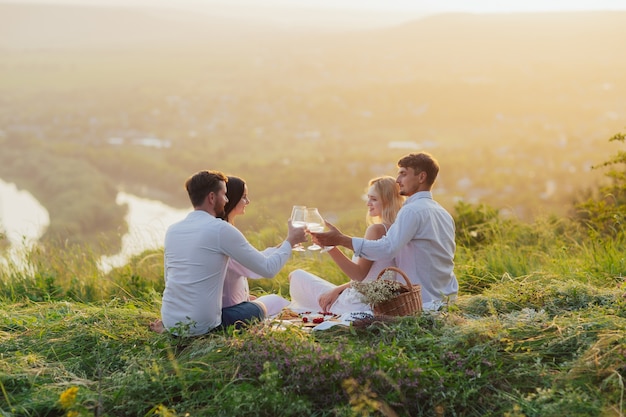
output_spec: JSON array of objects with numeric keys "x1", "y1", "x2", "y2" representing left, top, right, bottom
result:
[{"x1": 373, "y1": 267, "x2": 422, "y2": 316}]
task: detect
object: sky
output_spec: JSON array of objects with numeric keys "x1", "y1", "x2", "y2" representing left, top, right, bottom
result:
[
  {"x1": 4, "y1": 0, "x2": 626, "y2": 30},
  {"x1": 241, "y1": 0, "x2": 626, "y2": 12},
  {"x1": 4, "y1": 0, "x2": 626, "y2": 13},
  {"x1": 5, "y1": 0, "x2": 626, "y2": 31}
]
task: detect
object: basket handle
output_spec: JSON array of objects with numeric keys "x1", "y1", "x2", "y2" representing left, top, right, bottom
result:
[{"x1": 376, "y1": 266, "x2": 412, "y2": 288}]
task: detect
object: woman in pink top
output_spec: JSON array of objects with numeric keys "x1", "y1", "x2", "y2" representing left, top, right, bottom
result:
[
  {"x1": 220, "y1": 176, "x2": 290, "y2": 316},
  {"x1": 150, "y1": 175, "x2": 290, "y2": 334}
]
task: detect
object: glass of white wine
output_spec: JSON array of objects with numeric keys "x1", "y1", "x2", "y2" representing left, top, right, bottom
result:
[
  {"x1": 290, "y1": 205, "x2": 307, "y2": 252},
  {"x1": 305, "y1": 207, "x2": 325, "y2": 250}
]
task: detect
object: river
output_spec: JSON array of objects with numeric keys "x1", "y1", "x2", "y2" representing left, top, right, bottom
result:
[
  {"x1": 0, "y1": 179, "x2": 50, "y2": 266},
  {"x1": 0, "y1": 179, "x2": 188, "y2": 272},
  {"x1": 98, "y1": 192, "x2": 188, "y2": 272}
]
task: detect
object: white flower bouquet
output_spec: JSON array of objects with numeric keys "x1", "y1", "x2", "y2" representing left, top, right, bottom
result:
[
  {"x1": 351, "y1": 278, "x2": 402, "y2": 305},
  {"x1": 352, "y1": 267, "x2": 422, "y2": 316}
]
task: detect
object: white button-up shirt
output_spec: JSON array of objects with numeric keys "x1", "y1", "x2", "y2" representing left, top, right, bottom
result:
[
  {"x1": 352, "y1": 191, "x2": 458, "y2": 309},
  {"x1": 162, "y1": 210, "x2": 291, "y2": 335}
]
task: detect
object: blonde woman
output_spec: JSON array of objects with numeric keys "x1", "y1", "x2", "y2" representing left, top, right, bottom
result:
[{"x1": 288, "y1": 176, "x2": 404, "y2": 314}]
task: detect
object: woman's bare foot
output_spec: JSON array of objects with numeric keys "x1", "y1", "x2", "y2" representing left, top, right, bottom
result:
[{"x1": 149, "y1": 319, "x2": 165, "y2": 334}]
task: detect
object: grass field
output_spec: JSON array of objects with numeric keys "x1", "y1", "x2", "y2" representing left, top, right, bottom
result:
[{"x1": 1, "y1": 194, "x2": 626, "y2": 416}]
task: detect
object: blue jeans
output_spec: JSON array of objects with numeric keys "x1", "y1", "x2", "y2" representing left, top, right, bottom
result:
[{"x1": 220, "y1": 301, "x2": 265, "y2": 330}]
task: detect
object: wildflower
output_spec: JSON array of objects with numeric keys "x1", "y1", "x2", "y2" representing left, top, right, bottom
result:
[
  {"x1": 59, "y1": 386, "x2": 79, "y2": 409},
  {"x1": 352, "y1": 279, "x2": 402, "y2": 306},
  {"x1": 154, "y1": 404, "x2": 178, "y2": 417}
]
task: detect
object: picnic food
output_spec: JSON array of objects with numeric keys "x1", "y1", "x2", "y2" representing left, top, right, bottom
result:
[
  {"x1": 300, "y1": 311, "x2": 339, "y2": 325},
  {"x1": 276, "y1": 308, "x2": 300, "y2": 320},
  {"x1": 277, "y1": 309, "x2": 340, "y2": 326}
]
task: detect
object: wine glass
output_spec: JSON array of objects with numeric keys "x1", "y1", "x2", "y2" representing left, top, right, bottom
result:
[
  {"x1": 290, "y1": 205, "x2": 307, "y2": 252},
  {"x1": 305, "y1": 207, "x2": 325, "y2": 250}
]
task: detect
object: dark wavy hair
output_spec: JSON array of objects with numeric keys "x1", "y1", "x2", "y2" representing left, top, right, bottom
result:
[
  {"x1": 220, "y1": 176, "x2": 246, "y2": 222},
  {"x1": 397, "y1": 152, "x2": 440, "y2": 186},
  {"x1": 185, "y1": 170, "x2": 227, "y2": 207}
]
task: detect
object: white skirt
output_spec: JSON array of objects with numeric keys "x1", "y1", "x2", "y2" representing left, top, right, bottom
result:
[{"x1": 288, "y1": 269, "x2": 372, "y2": 315}]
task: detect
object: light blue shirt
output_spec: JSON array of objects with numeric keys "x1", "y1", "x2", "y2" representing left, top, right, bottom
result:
[
  {"x1": 352, "y1": 191, "x2": 458, "y2": 309},
  {"x1": 162, "y1": 210, "x2": 291, "y2": 335}
]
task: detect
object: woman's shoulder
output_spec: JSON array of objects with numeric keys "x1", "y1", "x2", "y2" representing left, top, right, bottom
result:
[{"x1": 364, "y1": 223, "x2": 387, "y2": 240}]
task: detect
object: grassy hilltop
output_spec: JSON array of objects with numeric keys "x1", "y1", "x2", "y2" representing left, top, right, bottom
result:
[
  {"x1": 1, "y1": 4, "x2": 626, "y2": 415},
  {"x1": 1, "y1": 133, "x2": 626, "y2": 416}
]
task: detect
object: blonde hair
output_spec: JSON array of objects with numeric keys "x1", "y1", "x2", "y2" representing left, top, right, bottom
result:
[{"x1": 365, "y1": 176, "x2": 404, "y2": 226}]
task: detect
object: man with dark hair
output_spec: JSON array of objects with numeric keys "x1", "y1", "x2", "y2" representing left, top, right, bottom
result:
[
  {"x1": 161, "y1": 170, "x2": 306, "y2": 336},
  {"x1": 312, "y1": 152, "x2": 458, "y2": 310}
]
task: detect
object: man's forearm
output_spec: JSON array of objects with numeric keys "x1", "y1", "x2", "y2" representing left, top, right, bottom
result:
[{"x1": 339, "y1": 235, "x2": 354, "y2": 250}]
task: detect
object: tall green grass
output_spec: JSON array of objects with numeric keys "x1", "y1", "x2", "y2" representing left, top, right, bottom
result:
[{"x1": 1, "y1": 201, "x2": 625, "y2": 416}]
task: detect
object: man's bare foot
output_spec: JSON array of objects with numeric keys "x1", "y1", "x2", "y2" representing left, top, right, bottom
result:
[{"x1": 149, "y1": 319, "x2": 165, "y2": 334}]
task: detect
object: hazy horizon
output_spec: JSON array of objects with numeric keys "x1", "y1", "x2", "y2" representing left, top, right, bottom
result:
[
  {"x1": 2, "y1": 0, "x2": 626, "y2": 30},
  {"x1": 3, "y1": 0, "x2": 626, "y2": 12}
]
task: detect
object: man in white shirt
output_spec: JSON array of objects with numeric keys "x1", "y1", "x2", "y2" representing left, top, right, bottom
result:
[
  {"x1": 312, "y1": 152, "x2": 458, "y2": 310},
  {"x1": 161, "y1": 170, "x2": 306, "y2": 336}
]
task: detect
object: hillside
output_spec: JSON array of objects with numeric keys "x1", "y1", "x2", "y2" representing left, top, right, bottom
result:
[
  {"x1": 1, "y1": 7, "x2": 626, "y2": 413},
  {"x1": 1, "y1": 188, "x2": 626, "y2": 416}
]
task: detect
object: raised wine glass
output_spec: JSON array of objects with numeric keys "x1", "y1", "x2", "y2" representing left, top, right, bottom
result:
[
  {"x1": 305, "y1": 207, "x2": 325, "y2": 250},
  {"x1": 290, "y1": 205, "x2": 307, "y2": 252}
]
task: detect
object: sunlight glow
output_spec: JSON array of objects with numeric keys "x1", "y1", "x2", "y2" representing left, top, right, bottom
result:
[
  {"x1": 2, "y1": 0, "x2": 626, "y2": 13},
  {"x1": 253, "y1": 0, "x2": 626, "y2": 13}
]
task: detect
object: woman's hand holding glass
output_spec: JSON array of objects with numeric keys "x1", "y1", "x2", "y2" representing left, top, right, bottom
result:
[
  {"x1": 290, "y1": 205, "x2": 307, "y2": 251},
  {"x1": 291, "y1": 206, "x2": 334, "y2": 252}
]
